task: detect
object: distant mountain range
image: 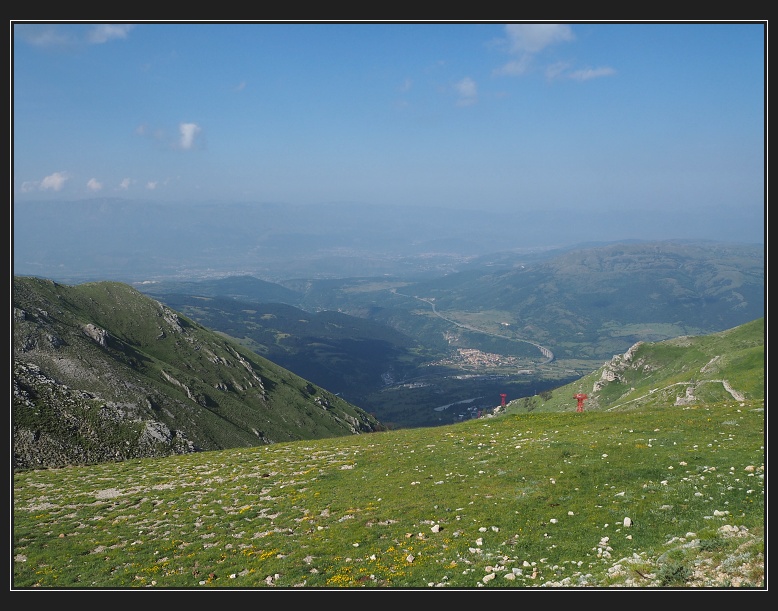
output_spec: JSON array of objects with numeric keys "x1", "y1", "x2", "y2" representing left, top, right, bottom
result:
[
  {"x1": 399, "y1": 240, "x2": 765, "y2": 359},
  {"x1": 133, "y1": 240, "x2": 764, "y2": 428},
  {"x1": 12, "y1": 199, "x2": 764, "y2": 283}
]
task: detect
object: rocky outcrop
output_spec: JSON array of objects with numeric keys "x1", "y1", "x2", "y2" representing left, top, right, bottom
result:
[
  {"x1": 83, "y1": 323, "x2": 109, "y2": 347},
  {"x1": 13, "y1": 360, "x2": 197, "y2": 470},
  {"x1": 592, "y1": 341, "x2": 644, "y2": 393}
]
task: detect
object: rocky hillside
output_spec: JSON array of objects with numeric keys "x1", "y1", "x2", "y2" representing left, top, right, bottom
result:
[
  {"x1": 13, "y1": 277, "x2": 382, "y2": 470},
  {"x1": 501, "y1": 317, "x2": 764, "y2": 415}
]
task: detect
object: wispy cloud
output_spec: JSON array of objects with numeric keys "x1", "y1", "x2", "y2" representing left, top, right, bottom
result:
[
  {"x1": 566, "y1": 66, "x2": 617, "y2": 82},
  {"x1": 16, "y1": 23, "x2": 134, "y2": 49},
  {"x1": 455, "y1": 77, "x2": 478, "y2": 107},
  {"x1": 86, "y1": 178, "x2": 103, "y2": 192},
  {"x1": 493, "y1": 24, "x2": 614, "y2": 82},
  {"x1": 15, "y1": 25, "x2": 74, "y2": 48},
  {"x1": 544, "y1": 61, "x2": 571, "y2": 81},
  {"x1": 493, "y1": 24, "x2": 574, "y2": 77},
  {"x1": 135, "y1": 122, "x2": 202, "y2": 151},
  {"x1": 87, "y1": 24, "x2": 134, "y2": 44},
  {"x1": 506, "y1": 23, "x2": 575, "y2": 54},
  {"x1": 493, "y1": 56, "x2": 534, "y2": 77},
  {"x1": 393, "y1": 79, "x2": 414, "y2": 110}
]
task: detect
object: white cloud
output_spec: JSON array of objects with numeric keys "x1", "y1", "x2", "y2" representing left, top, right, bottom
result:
[
  {"x1": 494, "y1": 24, "x2": 574, "y2": 77},
  {"x1": 87, "y1": 24, "x2": 134, "y2": 44},
  {"x1": 505, "y1": 23, "x2": 575, "y2": 54},
  {"x1": 40, "y1": 171, "x2": 69, "y2": 191},
  {"x1": 179, "y1": 123, "x2": 201, "y2": 150},
  {"x1": 494, "y1": 24, "x2": 614, "y2": 83},
  {"x1": 119, "y1": 178, "x2": 131, "y2": 190},
  {"x1": 567, "y1": 66, "x2": 617, "y2": 82},
  {"x1": 455, "y1": 77, "x2": 478, "y2": 107},
  {"x1": 146, "y1": 181, "x2": 158, "y2": 190},
  {"x1": 87, "y1": 178, "x2": 103, "y2": 192},
  {"x1": 16, "y1": 23, "x2": 133, "y2": 49},
  {"x1": 545, "y1": 61, "x2": 571, "y2": 81},
  {"x1": 545, "y1": 61, "x2": 615, "y2": 82},
  {"x1": 16, "y1": 25, "x2": 73, "y2": 48},
  {"x1": 493, "y1": 56, "x2": 533, "y2": 77}
]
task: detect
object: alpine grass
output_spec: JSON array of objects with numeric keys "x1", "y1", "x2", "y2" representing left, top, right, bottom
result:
[{"x1": 13, "y1": 398, "x2": 764, "y2": 589}]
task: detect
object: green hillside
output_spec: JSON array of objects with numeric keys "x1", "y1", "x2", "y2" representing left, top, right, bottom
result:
[
  {"x1": 12, "y1": 318, "x2": 765, "y2": 588},
  {"x1": 13, "y1": 399, "x2": 764, "y2": 588},
  {"x1": 501, "y1": 317, "x2": 764, "y2": 415},
  {"x1": 13, "y1": 277, "x2": 382, "y2": 470}
]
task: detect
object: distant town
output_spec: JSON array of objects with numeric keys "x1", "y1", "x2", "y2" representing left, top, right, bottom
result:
[{"x1": 430, "y1": 347, "x2": 535, "y2": 373}]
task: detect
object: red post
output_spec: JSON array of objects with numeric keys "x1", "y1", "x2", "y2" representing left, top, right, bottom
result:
[
  {"x1": 573, "y1": 393, "x2": 588, "y2": 412},
  {"x1": 500, "y1": 393, "x2": 507, "y2": 407}
]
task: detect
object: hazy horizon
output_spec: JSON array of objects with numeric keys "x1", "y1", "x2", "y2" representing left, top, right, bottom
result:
[
  {"x1": 12, "y1": 21, "x2": 765, "y2": 285},
  {"x1": 12, "y1": 197, "x2": 764, "y2": 285}
]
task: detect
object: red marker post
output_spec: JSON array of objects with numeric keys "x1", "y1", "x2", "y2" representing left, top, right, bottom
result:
[{"x1": 573, "y1": 393, "x2": 588, "y2": 412}]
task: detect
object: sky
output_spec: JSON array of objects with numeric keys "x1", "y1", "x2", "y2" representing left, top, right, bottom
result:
[{"x1": 11, "y1": 21, "x2": 765, "y2": 221}]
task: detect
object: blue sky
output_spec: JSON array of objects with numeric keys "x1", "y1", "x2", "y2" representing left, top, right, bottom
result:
[{"x1": 12, "y1": 21, "x2": 765, "y2": 221}]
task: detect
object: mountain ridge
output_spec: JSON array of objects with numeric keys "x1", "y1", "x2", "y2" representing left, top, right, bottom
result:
[{"x1": 13, "y1": 276, "x2": 382, "y2": 470}]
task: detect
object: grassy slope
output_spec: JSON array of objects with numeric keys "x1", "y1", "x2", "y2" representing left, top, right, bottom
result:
[
  {"x1": 502, "y1": 318, "x2": 764, "y2": 415},
  {"x1": 13, "y1": 316, "x2": 765, "y2": 590},
  {"x1": 13, "y1": 402, "x2": 764, "y2": 589}
]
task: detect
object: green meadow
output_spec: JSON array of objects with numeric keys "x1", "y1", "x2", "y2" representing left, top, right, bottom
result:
[{"x1": 13, "y1": 399, "x2": 764, "y2": 589}]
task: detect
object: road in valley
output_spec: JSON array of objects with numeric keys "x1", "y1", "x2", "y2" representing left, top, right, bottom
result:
[{"x1": 390, "y1": 289, "x2": 554, "y2": 364}]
